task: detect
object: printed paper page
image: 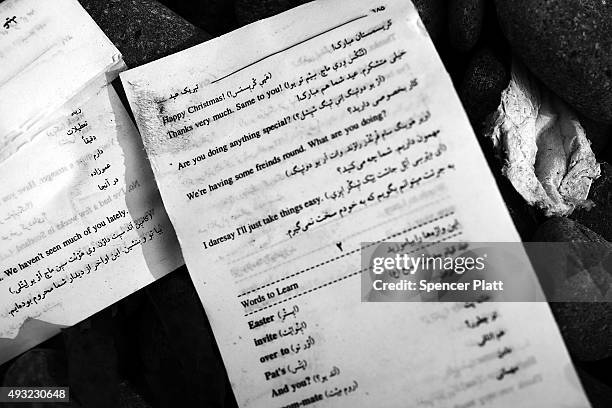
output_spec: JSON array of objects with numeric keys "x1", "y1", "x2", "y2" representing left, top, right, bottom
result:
[
  {"x1": 0, "y1": 84, "x2": 183, "y2": 364},
  {"x1": 121, "y1": 0, "x2": 590, "y2": 406},
  {"x1": 0, "y1": 0, "x2": 125, "y2": 163},
  {"x1": 0, "y1": 0, "x2": 183, "y2": 364}
]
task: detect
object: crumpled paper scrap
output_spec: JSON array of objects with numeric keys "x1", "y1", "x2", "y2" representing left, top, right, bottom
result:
[{"x1": 485, "y1": 62, "x2": 601, "y2": 216}]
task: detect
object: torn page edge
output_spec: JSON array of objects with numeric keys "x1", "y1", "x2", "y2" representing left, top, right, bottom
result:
[{"x1": 485, "y1": 62, "x2": 601, "y2": 217}]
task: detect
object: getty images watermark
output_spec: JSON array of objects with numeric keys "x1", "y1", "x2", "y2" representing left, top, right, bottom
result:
[{"x1": 361, "y1": 241, "x2": 612, "y2": 302}]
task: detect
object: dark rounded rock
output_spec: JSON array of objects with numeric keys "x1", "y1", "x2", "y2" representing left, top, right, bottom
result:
[
  {"x1": 412, "y1": 0, "x2": 447, "y2": 47},
  {"x1": 459, "y1": 48, "x2": 509, "y2": 125},
  {"x1": 578, "y1": 368, "x2": 612, "y2": 408},
  {"x1": 2, "y1": 349, "x2": 80, "y2": 408},
  {"x1": 533, "y1": 217, "x2": 612, "y2": 361},
  {"x1": 78, "y1": 0, "x2": 211, "y2": 67},
  {"x1": 234, "y1": 0, "x2": 310, "y2": 26},
  {"x1": 63, "y1": 312, "x2": 120, "y2": 408},
  {"x1": 159, "y1": 0, "x2": 238, "y2": 36},
  {"x1": 138, "y1": 269, "x2": 227, "y2": 407},
  {"x1": 571, "y1": 162, "x2": 612, "y2": 241},
  {"x1": 531, "y1": 217, "x2": 611, "y2": 301},
  {"x1": 552, "y1": 302, "x2": 612, "y2": 361},
  {"x1": 495, "y1": 0, "x2": 612, "y2": 123},
  {"x1": 448, "y1": 0, "x2": 485, "y2": 52},
  {"x1": 3, "y1": 349, "x2": 67, "y2": 387},
  {"x1": 581, "y1": 116, "x2": 612, "y2": 154},
  {"x1": 605, "y1": 141, "x2": 612, "y2": 164},
  {"x1": 118, "y1": 381, "x2": 152, "y2": 408},
  {"x1": 534, "y1": 216, "x2": 608, "y2": 243}
]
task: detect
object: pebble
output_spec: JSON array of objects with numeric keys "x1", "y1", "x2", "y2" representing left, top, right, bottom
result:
[
  {"x1": 2, "y1": 349, "x2": 80, "y2": 408},
  {"x1": 495, "y1": 0, "x2": 612, "y2": 123},
  {"x1": 138, "y1": 268, "x2": 228, "y2": 407},
  {"x1": 578, "y1": 368, "x2": 612, "y2": 408},
  {"x1": 605, "y1": 142, "x2": 612, "y2": 164},
  {"x1": 79, "y1": 0, "x2": 211, "y2": 67},
  {"x1": 581, "y1": 116, "x2": 612, "y2": 154},
  {"x1": 118, "y1": 381, "x2": 153, "y2": 408},
  {"x1": 234, "y1": 0, "x2": 448, "y2": 48},
  {"x1": 412, "y1": 0, "x2": 447, "y2": 47},
  {"x1": 448, "y1": 0, "x2": 485, "y2": 52},
  {"x1": 459, "y1": 48, "x2": 509, "y2": 125},
  {"x1": 571, "y1": 162, "x2": 612, "y2": 241},
  {"x1": 62, "y1": 312, "x2": 120, "y2": 408},
  {"x1": 158, "y1": 0, "x2": 238, "y2": 36},
  {"x1": 532, "y1": 217, "x2": 612, "y2": 361},
  {"x1": 234, "y1": 0, "x2": 309, "y2": 26}
]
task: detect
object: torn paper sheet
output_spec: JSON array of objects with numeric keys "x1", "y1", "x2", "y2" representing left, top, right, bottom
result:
[
  {"x1": 0, "y1": 84, "x2": 183, "y2": 365},
  {"x1": 0, "y1": 0, "x2": 126, "y2": 163},
  {"x1": 486, "y1": 62, "x2": 601, "y2": 217},
  {"x1": 0, "y1": 0, "x2": 183, "y2": 365},
  {"x1": 121, "y1": 0, "x2": 590, "y2": 406}
]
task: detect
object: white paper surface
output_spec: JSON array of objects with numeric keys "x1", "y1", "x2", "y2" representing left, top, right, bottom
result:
[
  {"x1": 486, "y1": 63, "x2": 601, "y2": 217},
  {"x1": 0, "y1": 0, "x2": 183, "y2": 364},
  {"x1": 0, "y1": 0, "x2": 125, "y2": 162},
  {"x1": 121, "y1": 0, "x2": 590, "y2": 406}
]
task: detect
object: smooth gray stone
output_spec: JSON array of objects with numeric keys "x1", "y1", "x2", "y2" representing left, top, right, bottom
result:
[
  {"x1": 78, "y1": 0, "x2": 211, "y2": 68},
  {"x1": 138, "y1": 269, "x2": 228, "y2": 408},
  {"x1": 533, "y1": 217, "x2": 612, "y2": 361},
  {"x1": 496, "y1": 0, "x2": 612, "y2": 123},
  {"x1": 571, "y1": 162, "x2": 612, "y2": 242},
  {"x1": 159, "y1": 0, "x2": 238, "y2": 36},
  {"x1": 581, "y1": 117, "x2": 612, "y2": 154},
  {"x1": 412, "y1": 0, "x2": 447, "y2": 46},
  {"x1": 234, "y1": 0, "x2": 310, "y2": 26},
  {"x1": 2, "y1": 349, "x2": 81, "y2": 408},
  {"x1": 448, "y1": 0, "x2": 485, "y2": 52},
  {"x1": 459, "y1": 48, "x2": 509, "y2": 125}
]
